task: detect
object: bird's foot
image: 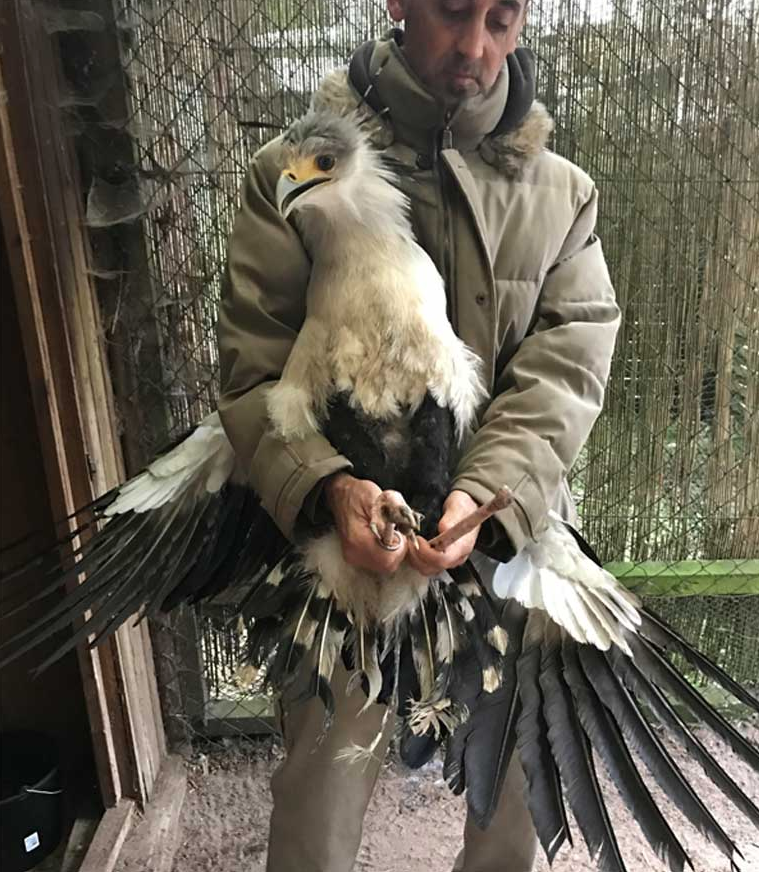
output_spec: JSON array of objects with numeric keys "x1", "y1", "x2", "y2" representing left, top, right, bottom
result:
[{"x1": 369, "y1": 491, "x2": 423, "y2": 551}]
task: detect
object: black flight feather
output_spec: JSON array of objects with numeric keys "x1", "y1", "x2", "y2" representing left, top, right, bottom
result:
[
  {"x1": 581, "y1": 645, "x2": 740, "y2": 862},
  {"x1": 246, "y1": 616, "x2": 284, "y2": 667},
  {"x1": 640, "y1": 610, "x2": 759, "y2": 713},
  {"x1": 515, "y1": 611, "x2": 571, "y2": 863},
  {"x1": 607, "y1": 647, "x2": 759, "y2": 830},
  {"x1": 443, "y1": 627, "x2": 485, "y2": 794},
  {"x1": 540, "y1": 626, "x2": 627, "y2": 872},
  {"x1": 461, "y1": 663, "x2": 522, "y2": 829},
  {"x1": 563, "y1": 639, "x2": 691, "y2": 872},
  {"x1": 445, "y1": 599, "x2": 526, "y2": 828},
  {"x1": 1, "y1": 508, "x2": 155, "y2": 624},
  {"x1": 623, "y1": 633, "x2": 759, "y2": 773},
  {"x1": 158, "y1": 494, "x2": 228, "y2": 609}
]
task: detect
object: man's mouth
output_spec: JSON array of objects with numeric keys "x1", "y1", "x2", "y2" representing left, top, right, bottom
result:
[{"x1": 448, "y1": 67, "x2": 481, "y2": 89}]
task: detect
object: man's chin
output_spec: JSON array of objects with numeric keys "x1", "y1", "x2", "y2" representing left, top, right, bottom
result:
[{"x1": 443, "y1": 77, "x2": 482, "y2": 101}]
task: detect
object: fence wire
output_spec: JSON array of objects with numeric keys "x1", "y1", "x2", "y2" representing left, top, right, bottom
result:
[{"x1": 51, "y1": 0, "x2": 758, "y2": 741}]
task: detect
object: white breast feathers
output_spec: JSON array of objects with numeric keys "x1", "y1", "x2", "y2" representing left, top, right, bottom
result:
[{"x1": 267, "y1": 238, "x2": 486, "y2": 441}]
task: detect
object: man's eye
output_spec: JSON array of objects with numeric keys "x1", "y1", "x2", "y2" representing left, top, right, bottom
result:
[{"x1": 316, "y1": 154, "x2": 336, "y2": 172}]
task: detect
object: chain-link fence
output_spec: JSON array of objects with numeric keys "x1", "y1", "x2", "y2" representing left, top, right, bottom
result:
[{"x1": 53, "y1": 0, "x2": 758, "y2": 743}]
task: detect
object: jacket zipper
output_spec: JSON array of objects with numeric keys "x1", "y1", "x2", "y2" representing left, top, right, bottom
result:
[{"x1": 436, "y1": 112, "x2": 457, "y2": 330}]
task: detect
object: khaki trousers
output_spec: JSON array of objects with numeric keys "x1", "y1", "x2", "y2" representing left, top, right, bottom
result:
[{"x1": 266, "y1": 659, "x2": 538, "y2": 872}]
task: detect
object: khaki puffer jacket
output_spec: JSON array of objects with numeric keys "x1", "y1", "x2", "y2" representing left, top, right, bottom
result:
[{"x1": 217, "y1": 32, "x2": 620, "y2": 554}]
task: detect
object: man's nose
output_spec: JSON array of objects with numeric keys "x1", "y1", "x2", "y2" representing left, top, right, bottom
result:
[{"x1": 456, "y1": 15, "x2": 487, "y2": 61}]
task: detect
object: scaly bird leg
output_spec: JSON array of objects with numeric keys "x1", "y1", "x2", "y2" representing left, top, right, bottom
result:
[
  {"x1": 428, "y1": 486, "x2": 513, "y2": 551},
  {"x1": 369, "y1": 490, "x2": 424, "y2": 551}
]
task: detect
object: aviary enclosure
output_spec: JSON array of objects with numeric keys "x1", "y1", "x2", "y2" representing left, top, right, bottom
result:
[{"x1": 27, "y1": 0, "x2": 758, "y2": 860}]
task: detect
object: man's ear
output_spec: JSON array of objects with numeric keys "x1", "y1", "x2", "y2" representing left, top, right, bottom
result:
[{"x1": 386, "y1": 0, "x2": 407, "y2": 23}]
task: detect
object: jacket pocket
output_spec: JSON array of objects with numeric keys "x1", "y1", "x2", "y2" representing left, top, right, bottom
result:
[{"x1": 494, "y1": 278, "x2": 541, "y2": 357}]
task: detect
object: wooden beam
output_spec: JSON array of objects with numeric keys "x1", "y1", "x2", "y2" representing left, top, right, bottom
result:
[
  {"x1": 607, "y1": 559, "x2": 759, "y2": 596},
  {"x1": 77, "y1": 800, "x2": 135, "y2": 872},
  {"x1": 111, "y1": 756, "x2": 188, "y2": 872}
]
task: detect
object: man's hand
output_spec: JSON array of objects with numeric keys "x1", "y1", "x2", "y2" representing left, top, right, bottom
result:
[
  {"x1": 324, "y1": 473, "x2": 409, "y2": 574},
  {"x1": 405, "y1": 490, "x2": 481, "y2": 576}
]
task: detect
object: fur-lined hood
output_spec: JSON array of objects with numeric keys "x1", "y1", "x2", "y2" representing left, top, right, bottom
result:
[{"x1": 310, "y1": 31, "x2": 554, "y2": 178}]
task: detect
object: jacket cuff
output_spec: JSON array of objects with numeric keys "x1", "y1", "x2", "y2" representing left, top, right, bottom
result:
[
  {"x1": 250, "y1": 430, "x2": 353, "y2": 539},
  {"x1": 451, "y1": 476, "x2": 538, "y2": 554}
]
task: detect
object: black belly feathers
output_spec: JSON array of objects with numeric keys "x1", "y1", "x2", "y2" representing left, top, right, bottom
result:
[{"x1": 324, "y1": 391, "x2": 455, "y2": 538}]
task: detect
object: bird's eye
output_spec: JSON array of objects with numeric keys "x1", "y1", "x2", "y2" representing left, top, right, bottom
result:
[{"x1": 316, "y1": 154, "x2": 336, "y2": 172}]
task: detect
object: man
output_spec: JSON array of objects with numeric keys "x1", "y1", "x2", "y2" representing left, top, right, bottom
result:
[{"x1": 217, "y1": 0, "x2": 620, "y2": 869}]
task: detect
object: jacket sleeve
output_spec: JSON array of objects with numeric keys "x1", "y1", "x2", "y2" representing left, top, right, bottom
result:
[
  {"x1": 217, "y1": 149, "x2": 352, "y2": 538},
  {"x1": 452, "y1": 187, "x2": 620, "y2": 554}
]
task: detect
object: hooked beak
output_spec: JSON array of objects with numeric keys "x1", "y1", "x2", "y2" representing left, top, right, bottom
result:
[{"x1": 276, "y1": 172, "x2": 330, "y2": 219}]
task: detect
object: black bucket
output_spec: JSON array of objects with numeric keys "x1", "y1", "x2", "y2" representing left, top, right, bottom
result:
[{"x1": 0, "y1": 732, "x2": 63, "y2": 872}]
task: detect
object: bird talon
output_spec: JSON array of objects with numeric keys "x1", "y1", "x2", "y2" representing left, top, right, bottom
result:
[
  {"x1": 369, "y1": 490, "x2": 423, "y2": 552},
  {"x1": 372, "y1": 527, "x2": 403, "y2": 551},
  {"x1": 405, "y1": 529, "x2": 420, "y2": 550}
]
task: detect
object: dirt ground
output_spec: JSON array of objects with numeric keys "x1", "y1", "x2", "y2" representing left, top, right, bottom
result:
[{"x1": 167, "y1": 725, "x2": 759, "y2": 872}]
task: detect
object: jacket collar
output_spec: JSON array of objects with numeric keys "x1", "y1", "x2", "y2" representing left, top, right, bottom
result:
[
  {"x1": 330, "y1": 29, "x2": 553, "y2": 176},
  {"x1": 355, "y1": 30, "x2": 510, "y2": 155}
]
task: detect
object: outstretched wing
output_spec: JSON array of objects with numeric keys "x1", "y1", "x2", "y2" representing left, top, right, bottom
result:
[
  {"x1": 447, "y1": 516, "x2": 759, "y2": 872},
  {"x1": 0, "y1": 412, "x2": 289, "y2": 672}
]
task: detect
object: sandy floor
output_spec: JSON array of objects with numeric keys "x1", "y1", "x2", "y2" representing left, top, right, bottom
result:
[{"x1": 168, "y1": 725, "x2": 759, "y2": 872}]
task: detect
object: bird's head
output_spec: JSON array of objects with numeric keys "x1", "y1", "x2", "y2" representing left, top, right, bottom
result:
[{"x1": 276, "y1": 110, "x2": 371, "y2": 220}]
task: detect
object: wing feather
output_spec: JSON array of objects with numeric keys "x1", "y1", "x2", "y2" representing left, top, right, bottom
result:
[{"x1": 0, "y1": 414, "x2": 288, "y2": 670}]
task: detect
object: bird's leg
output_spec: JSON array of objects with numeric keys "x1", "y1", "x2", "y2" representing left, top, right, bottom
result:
[{"x1": 369, "y1": 490, "x2": 423, "y2": 551}]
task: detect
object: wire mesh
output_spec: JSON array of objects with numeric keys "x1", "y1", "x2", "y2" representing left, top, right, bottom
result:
[{"x1": 52, "y1": 0, "x2": 759, "y2": 740}]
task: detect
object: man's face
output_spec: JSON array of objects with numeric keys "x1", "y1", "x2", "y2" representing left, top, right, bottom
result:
[{"x1": 387, "y1": 0, "x2": 527, "y2": 104}]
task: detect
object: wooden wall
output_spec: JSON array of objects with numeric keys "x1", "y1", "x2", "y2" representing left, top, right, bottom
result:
[{"x1": 1, "y1": 0, "x2": 166, "y2": 811}]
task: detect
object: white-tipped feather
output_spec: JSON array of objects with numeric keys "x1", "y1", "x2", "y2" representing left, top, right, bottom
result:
[
  {"x1": 493, "y1": 512, "x2": 641, "y2": 654},
  {"x1": 487, "y1": 625, "x2": 510, "y2": 655},
  {"x1": 414, "y1": 594, "x2": 436, "y2": 700},
  {"x1": 359, "y1": 635, "x2": 382, "y2": 714},
  {"x1": 105, "y1": 412, "x2": 234, "y2": 517},
  {"x1": 482, "y1": 665, "x2": 502, "y2": 694}
]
